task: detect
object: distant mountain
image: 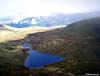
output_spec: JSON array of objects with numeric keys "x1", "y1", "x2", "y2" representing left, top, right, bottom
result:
[
  {"x1": 0, "y1": 16, "x2": 15, "y2": 24},
  {"x1": 5, "y1": 11, "x2": 100, "y2": 28},
  {"x1": 7, "y1": 17, "x2": 38, "y2": 28},
  {"x1": 0, "y1": 24, "x2": 14, "y2": 31}
]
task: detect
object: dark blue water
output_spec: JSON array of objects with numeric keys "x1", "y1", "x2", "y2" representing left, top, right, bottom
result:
[
  {"x1": 24, "y1": 50, "x2": 64, "y2": 68},
  {"x1": 21, "y1": 43, "x2": 32, "y2": 49}
]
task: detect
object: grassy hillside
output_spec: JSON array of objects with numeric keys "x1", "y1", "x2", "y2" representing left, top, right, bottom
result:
[
  {"x1": 0, "y1": 24, "x2": 60, "y2": 42},
  {"x1": 1, "y1": 17, "x2": 100, "y2": 75},
  {"x1": 19, "y1": 17, "x2": 100, "y2": 60}
]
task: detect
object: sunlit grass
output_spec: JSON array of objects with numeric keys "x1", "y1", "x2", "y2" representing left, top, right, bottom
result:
[{"x1": 0, "y1": 25, "x2": 60, "y2": 42}]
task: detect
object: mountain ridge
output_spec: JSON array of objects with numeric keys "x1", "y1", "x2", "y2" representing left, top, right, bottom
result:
[
  {"x1": 17, "y1": 17, "x2": 100, "y2": 60},
  {"x1": 0, "y1": 11, "x2": 100, "y2": 28}
]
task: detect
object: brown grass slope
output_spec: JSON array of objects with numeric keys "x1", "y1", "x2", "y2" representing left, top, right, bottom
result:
[{"x1": 19, "y1": 17, "x2": 100, "y2": 60}]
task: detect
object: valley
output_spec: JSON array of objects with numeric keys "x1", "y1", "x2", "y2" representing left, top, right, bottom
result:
[{"x1": 0, "y1": 17, "x2": 100, "y2": 75}]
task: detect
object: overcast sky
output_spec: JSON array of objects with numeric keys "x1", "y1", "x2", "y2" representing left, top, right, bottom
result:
[{"x1": 0, "y1": 0, "x2": 100, "y2": 17}]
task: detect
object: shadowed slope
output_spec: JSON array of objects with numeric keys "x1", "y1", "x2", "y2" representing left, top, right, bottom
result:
[{"x1": 21, "y1": 17, "x2": 100, "y2": 60}]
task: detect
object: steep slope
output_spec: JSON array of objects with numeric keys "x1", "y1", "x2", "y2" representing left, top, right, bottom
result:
[
  {"x1": 20, "y1": 17, "x2": 100, "y2": 60},
  {"x1": 5, "y1": 17, "x2": 100, "y2": 61}
]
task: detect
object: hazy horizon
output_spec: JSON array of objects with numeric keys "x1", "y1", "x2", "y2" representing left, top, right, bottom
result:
[{"x1": 0, "y1": 0, "x2": 100, "y2": 17}]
